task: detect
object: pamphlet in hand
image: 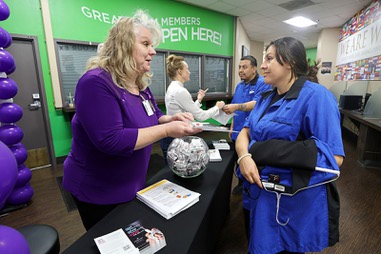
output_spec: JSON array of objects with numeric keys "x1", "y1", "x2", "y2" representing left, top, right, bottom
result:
[
  {"x1": 94, "y1": 219, "x2": 166, "y2": 254},
  {"x1": 192, "y1": 122, "x2": 238, "y2": 133},
  {"x1": 212, "y1": 110, "x2": 235, "y2": 125},
  {"x1": 136, "y1": 179, "x2": 200, "y2": 220}
]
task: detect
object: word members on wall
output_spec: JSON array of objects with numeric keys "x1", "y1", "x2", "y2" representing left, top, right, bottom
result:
[
  {"x1": 80, "y1": 6, "x2": 224, "y2": 46},
  {"x1": 0, "y1": 0, "x2": 34, "y2": 213},
  {"x1": 160, "y1": 16, "x2": 223, "y2": 46}
]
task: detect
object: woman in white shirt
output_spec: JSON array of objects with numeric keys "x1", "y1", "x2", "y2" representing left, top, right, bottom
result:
[
  {"x1": 165, "y1": 54, "x2": 225, "y2": 120},
  {"x1": 161, "y1": 54, "x2": 225, "y2": 162}
]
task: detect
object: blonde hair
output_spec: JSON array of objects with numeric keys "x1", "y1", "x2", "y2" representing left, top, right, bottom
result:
[
  {"x1": 166, "y1": 54, "x2": 186, "y2": 80},
  {"x1": 86, "y1": 10, "x2": 161, "y2": 90}
]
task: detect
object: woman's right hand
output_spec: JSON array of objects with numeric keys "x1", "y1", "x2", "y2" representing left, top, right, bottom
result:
[
  {"x1": 165, "y1": 121, "x2": 202, "y2": 138},
  {"x1": 216, "y1": 101, "x2": 225, "y2": 109}
]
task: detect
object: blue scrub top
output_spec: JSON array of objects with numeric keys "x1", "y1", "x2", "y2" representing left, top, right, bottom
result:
[
  {"x1": 245, "y1": 77, "x2": 345, "y2": 180},
  {"x1": 231, "y1": 75, "x2": 271, "y2": 140},
  {"x1": 240, "y1": 77, "x2": 345, "y2": 253}
]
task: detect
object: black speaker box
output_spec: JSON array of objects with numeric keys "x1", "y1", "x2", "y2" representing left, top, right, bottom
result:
[{"x1": 339, "y1": 95, "x2": 362, "y2": 110}]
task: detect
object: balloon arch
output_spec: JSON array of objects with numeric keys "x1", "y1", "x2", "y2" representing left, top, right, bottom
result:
[{"x1": 0, "y1": 0, "x2": 34, "y2": 212}]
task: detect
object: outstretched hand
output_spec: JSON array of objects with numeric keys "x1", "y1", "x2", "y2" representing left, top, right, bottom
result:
[
  {"x1": 165, "y1": 121, "x2": 202, "y2": 138},
  {"x1": 222, "y1": 104, "x2": 236, "y2": 114}
]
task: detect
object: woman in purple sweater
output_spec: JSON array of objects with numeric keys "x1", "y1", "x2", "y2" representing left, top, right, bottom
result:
[{"x1": 63, "y1": 10, "x2": 201, "y2": 230}]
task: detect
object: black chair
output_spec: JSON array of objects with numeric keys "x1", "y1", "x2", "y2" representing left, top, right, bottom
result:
[{"x1": 17, "y1": 224, "x2": 60, "y2": 254}]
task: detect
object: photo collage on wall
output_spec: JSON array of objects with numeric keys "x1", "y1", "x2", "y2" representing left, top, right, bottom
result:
[
  {"x1": 335, "y1": 0, "x2": 381, "y2": 81},
  {"x1": 335, "y1": 56, "x2": 381, "y2": 81}
]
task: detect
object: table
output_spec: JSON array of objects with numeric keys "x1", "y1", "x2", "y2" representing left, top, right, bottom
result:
[
  {"x1": 340, "y1": 109, "x2": 381, "y2": 168},
  {"x1": 62, "y1": 149, "x2": 235, "y2": 254}
]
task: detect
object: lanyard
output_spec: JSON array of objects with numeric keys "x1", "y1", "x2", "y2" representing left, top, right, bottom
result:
[{"x1": 139, "y1": 92, "x2": 155, "y2": 116}]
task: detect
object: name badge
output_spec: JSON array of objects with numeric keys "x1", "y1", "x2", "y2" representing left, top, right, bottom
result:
[{"x1": 142, "y1": 100, "x2": 154, "y2": 116}]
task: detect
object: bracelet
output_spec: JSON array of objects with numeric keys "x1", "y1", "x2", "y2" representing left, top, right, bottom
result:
[{"x1": 237, "y1": 153, "x2": 252, "y2": 164}]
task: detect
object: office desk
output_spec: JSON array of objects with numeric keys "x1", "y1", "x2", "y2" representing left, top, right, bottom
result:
[
  {"x1": 63, "y1": 150, "x2": 235, "y2": 254},
  {"x1": 340, "y1": 109, "x2": 381, "y2": 168}
]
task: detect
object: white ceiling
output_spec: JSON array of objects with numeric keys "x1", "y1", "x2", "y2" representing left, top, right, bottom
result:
[{"x1": 176, "y1": 0, "x2": 373, "y2": 49}]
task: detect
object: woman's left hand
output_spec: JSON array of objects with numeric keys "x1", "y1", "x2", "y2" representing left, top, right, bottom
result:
[
  {"x1": 171, "y1": 112, "x2": 194, "y2": 122},
  {"x1": 239, "y1": 156, "x2": 262, "y2": 188}
]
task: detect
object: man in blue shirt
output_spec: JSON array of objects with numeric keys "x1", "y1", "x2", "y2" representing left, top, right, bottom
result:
[{"x1": 223, "y1": 55, "x2": 271, "y2": 195}]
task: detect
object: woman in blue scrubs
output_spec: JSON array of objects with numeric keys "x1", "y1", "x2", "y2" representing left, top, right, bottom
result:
[{"x1": 235, "y1": 37, "x2": 345, "y2": 254}]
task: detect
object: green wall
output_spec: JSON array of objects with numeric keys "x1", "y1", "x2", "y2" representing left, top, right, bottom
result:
[
  {"x1": 2, "y1": 0, "x2": 73, "y2": 158},
  {"x1": 2, "y1": 0, "x2": 235, "y2": 159},
  {"x1": 306, "y1": 48, "x2": 317, "y2": 63},
  {"x1": 49, "y1": 0, "x2": 234, "y2": 55}
]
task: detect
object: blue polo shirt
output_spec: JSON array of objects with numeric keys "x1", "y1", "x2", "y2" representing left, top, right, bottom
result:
[{"x1": 231, "y1": 75, "x2": 271, "y2": 140}]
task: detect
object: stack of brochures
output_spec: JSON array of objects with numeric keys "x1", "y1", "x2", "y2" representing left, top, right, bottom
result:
[
  {"x1": 209, "y1": 149, "x2": 222, "y2": 162},
  {"x1": 212, "y1": 139, "x2": 230, "y2": 150},
  {"x1": 136, "y1": 179, "x2": 201, "y2": 220},
  {"x1": 124, "y1": 220, "x2": 166, "y2": 254}
]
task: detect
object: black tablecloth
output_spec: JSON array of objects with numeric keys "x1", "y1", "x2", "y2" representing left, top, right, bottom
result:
[{"x1": 63, "y1": 150, "x2": 235, "y2": 254}]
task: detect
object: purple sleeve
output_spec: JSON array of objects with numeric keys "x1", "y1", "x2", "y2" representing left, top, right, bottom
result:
[{"x1": 74, "y1": 74, "x2": 138, "y2": 156}]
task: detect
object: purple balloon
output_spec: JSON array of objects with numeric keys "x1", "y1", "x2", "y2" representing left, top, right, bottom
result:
[
  {"x1": 0, "y1": 124, "x2": 24, "y2": 145},
  {"x1": 0, "y1": 1, "x2": 10, "y2": 21},
  {"x1": 5, "y1": 61, "x2": 15, "y2": 74},
  {"x1": 9, "y1": 143, "x2": 28, "y2": 165},
  {"x1": 3, "y1": 34, "x2": 11, "y2": 48},
  {"x1": 0, "y1": 102, "x2": 23, "y2": 123},
  {"x1": 0, "y1": 225, "x2": 30, "y2": 254},
  {"x1": 0, "y1": 49, "x2": 15, "y2": 73},
  {"x1": 7, "y1": 184, "x2": 34, "y2": 205},
  {"x1": 0, "y1": 27, "x2": 12, "y2": 48},
  {"x1": 0, "y1": 141, "x2": 18, "y2": 205},
  {"x1": 0, "y1": 78, "x2": 18, "y2": 99},
  {"x1": 15, "y1": 164, "x2": 32, "y2": 188}
]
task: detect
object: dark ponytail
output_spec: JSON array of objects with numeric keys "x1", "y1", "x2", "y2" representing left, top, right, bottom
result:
[{"x1": 306, "y1": 59, "x2": 320, "y2": 83}]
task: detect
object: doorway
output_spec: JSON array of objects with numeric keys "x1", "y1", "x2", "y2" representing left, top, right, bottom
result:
[{"x1": 6, "y1": 35, "x2": 55, "y2": 169}]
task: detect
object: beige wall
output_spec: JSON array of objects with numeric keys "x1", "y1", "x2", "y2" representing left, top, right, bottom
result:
[
  {"x1": 316, "y1": 28, "x2": 341, "y2": 89},
  {"x1": 233, "y1": 18, "x2": 251, "y2": 92},
  {"x1": 250, "y1": 40, "x2": 265, "y2": 69}
]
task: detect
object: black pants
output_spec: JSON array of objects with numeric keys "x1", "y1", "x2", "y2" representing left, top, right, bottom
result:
[
  {"x1": 243, "y1": 207, "x2": 250, "y2": 241},
  {"x1": 232, "y1": 140, "x2": 243, "y2": 184},
  {"x1": 72, "y1": 195, "x2": 119, "y2": 231}
]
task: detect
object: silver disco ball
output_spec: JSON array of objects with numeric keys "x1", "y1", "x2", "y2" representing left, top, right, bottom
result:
[{"x1": 167, "y1": 136, "x2": 209, "y2": 178}]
